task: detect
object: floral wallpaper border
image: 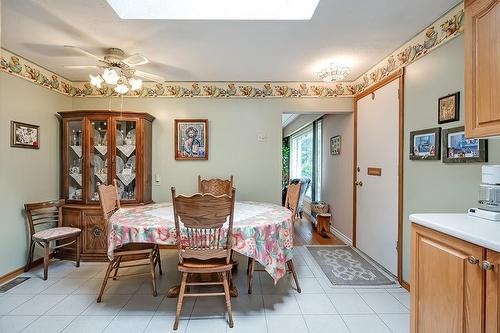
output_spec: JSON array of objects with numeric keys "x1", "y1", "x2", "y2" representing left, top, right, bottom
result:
[{"x1": 0, "y1": 3, "x2": 464, "y2": 99}]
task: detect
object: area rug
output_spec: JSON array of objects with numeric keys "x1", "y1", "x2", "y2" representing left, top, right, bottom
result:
[{"x1": 305, "y1": 245, "x2": 398, "y2": 287}]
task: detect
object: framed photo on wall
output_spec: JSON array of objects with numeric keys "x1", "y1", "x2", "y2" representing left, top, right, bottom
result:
[
  {"x1": 409, "y1": 127, "x2": 440, "y2": 160},
  {"x1": 442, "y1": 126, "x2": 487, "y2": 163},
  {"x1": 174, "y1": 119, "x2": 208, "y2": 160},
  {"x1": 10, "y1": 121, "x2": 40, "y2": 149},
  {"x1": 438, "y1": 92, "x2": 460, "y2": 124},
  {"x1": 330, "y1": 135, "x2": 341, "y2": 155}
]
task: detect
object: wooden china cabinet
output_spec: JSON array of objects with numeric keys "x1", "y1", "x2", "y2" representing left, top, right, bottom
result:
[{"x1": 57, "y1": 110, "x2": 154, "y2": 261}]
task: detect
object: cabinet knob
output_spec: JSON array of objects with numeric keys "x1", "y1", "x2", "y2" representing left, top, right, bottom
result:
[
  {"x1": 467, "y1": 256, "x2": 479, "y2": 265},
  {"x1": 482, "y1": 260, "x2": 495, "y2": 271}
]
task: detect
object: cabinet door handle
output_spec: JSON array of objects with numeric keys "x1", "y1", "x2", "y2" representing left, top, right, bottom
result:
[
  {"x1": 482, "y1": 260, "x2": 495, "y2": 271},
  {"x1": 467, "y1": 256, "x2": 479, "y2": 265}
]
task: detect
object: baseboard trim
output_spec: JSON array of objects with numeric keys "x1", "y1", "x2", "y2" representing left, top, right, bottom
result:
[
  {"x1": 0, "y1": 254, "x2": 55, "y2": 286},
  {"x1": 401, "y1": 279, "x2": 410, "y2": 292},
  {"x1": 330, "y1": 226, "x2": 353, "y2": 246}
]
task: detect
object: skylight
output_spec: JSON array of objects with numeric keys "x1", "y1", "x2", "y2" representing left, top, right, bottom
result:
[{"x1": 106, "y1": 0, "x2": 320, "y2": 20}]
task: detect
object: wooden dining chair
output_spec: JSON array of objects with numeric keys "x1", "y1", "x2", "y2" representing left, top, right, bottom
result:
[
  {"x1": 247, "y1": 180, "x2": 301, "y2": 294},
  {"x1": 96, "y1": 180, "x2": 162, "y2": 303},
  {"x1": 198, "y1": 175, "x2": 233, "y2": 196},
  {"x1": 171, "y1": 187, "x2": 236, "y2": 330},
  {"x1": 24, "y1": 199, "x2": 81, "y2": 280}
]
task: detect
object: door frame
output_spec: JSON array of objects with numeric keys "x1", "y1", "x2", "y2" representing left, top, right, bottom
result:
[{"x1": 352, "y1": 68, "x2": 405, "y2": 287}]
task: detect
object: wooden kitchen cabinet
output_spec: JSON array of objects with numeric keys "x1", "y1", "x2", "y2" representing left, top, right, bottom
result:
[
  {"x1": 411, "y1": 224, "x2": 484, "y2": 333},
  {"x1": 486, "y1": 250, "x2": 500, "y2": 333},
  {"x1": 464, "y1": 0, "x2": 500, "y2": 138}
]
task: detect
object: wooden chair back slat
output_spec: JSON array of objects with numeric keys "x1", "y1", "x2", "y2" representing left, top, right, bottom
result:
[
  {"x1": 98, "y1": 179, "x2": 121, "y2": 223},
  {"x1": 171, "y1": 187, "x2": 235, "y2": 264},
  {"x1": 198, "y1": 175, "x2": 233, "y2": 196},
  {"x1": 24, "y1": 200, "x2": 65, "y2": 235}
]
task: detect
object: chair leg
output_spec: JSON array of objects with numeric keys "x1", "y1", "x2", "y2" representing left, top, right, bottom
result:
[
  {"x1": 223, "y1": 271, "x2": 234, "y2": 328},
  {"x1": 43, "y1": 242, "x2": 50, "y2": 280},
  {"x1": 112, "y1": 257, "x2": 121, "y2": 280},
  {"x1": 25, "y1": 241, "x2": 35, "y2": 272},
  {"x1": 149, "y1": 252, "x2": 158, "y2": 297},
  {"x1": 155, "y1": 246, "x2": 163, "y2": 276},
  {"x1": 97, "y1": 260, "x2": 114, "y2": 303},
  {"x1": 173, "y1": 272, "x2": 188, "y2": 331},
  {"x1": 287, "y1": 260, "x2": 301, "y2": 293},
  {"x1": 247, "y1": 258, "x2": 255, "y2": 294},
  {"x1": 75, "y1": 235, "x2": 81, "y2": 268},
  {"x1": 246, "y1": 256, "x2": 252, "y2": 274}
]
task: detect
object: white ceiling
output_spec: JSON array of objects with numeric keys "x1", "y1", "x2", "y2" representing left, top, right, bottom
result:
[{"x1": 1, "y1": 0, "x2": 461, "y2": 82}]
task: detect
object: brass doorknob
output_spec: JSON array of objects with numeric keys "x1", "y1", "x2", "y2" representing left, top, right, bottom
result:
[{"x1": 355, "y1": 181, "x2": 363, "y2": 187}]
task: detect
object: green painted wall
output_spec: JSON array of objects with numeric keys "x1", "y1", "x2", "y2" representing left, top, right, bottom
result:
[{"x1": 403, "y1": 35, "x2": 500, "y2": 282}]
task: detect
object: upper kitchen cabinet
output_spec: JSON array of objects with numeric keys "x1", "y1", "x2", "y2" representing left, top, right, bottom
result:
[{"x1": 465, "y1": 0, "x2": 500, "y2": 138}]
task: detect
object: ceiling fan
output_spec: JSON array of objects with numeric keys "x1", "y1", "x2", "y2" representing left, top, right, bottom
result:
[{"x1": 64, "y1": 46, "x2": 165, "y2": 93}]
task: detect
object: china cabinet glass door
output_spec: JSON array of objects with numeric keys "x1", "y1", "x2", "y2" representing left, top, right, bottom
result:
[
  {"x1": 89, "y1": 119, "x2": 110, "y2": 202},
  {"x1": 67, "y1": 120, "x2": 83, "y2": 201},
  {"x1": 114, "y1": 119, "x2": 138, "y2": 201}
]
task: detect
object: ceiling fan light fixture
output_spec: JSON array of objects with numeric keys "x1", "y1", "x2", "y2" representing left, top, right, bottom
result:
[
  {"x1": 317, "y1": 64, "x2": 351, "y2": 82},
  {"x1": 129, "y1": 78, "x2": 143, "y2": 91},
  {"x1": 89, "y1": 74, "x2": 104, "y2": 88},
  {"x1": 114, "y1": 83, "x2": 129, "y2": 94},
  {"x1": 102, "y1": 68, "x2": 120, "y2": 85}
]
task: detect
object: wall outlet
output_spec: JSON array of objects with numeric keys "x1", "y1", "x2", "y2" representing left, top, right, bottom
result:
[{"x1": 257, "y1": 134, "x2": 267, "y2": 142}]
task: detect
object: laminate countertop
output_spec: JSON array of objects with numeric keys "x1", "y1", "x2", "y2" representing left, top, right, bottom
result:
[{"x1": 410, "y1": 213, "x2": 500, "y2": 252}]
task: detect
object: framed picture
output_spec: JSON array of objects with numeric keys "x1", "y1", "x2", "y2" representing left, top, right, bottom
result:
[
  {"x1": 174, "y1": 119, "x2": 208, "y2": 160},
  {"x1": 442, "y1": 126, "x2": 487, "y2": 163},
  {"x1": 330, "y1": 135, "x2": 341, "y2": 155},
  {"x1": 410, "y1": 127, "x2": 440, "y2": 160},
  {"x1": 438, "y1": 92, "x2": 460, "y2": 124},
  {"x1": 10, "y1": 121, "x2": 40, "y2": 149}
]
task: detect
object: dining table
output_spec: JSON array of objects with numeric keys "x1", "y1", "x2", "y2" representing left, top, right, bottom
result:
[{"x1": 108, "y1": 201, "x2": 295, "y2": 296}]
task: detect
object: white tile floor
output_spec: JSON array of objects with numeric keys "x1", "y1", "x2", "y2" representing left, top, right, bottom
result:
[{"x1": 0, "y1": 248, "x2": 410, "y2": 333}]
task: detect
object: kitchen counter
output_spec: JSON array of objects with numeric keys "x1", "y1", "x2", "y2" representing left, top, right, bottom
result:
[{"x1": 410, "y1": 213, "x2": 500, "y2": 252}]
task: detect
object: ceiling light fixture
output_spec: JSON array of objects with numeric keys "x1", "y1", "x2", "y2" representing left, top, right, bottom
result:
[
  {"x1": 89, "y1": 68, "x2": 143, "y2": 95},
  {"x1": 317, "y1": 64, "x2": 351, "y2": 82},
  {"x1": 106, "y1": 0, "x2": 320, "y2": 20}
]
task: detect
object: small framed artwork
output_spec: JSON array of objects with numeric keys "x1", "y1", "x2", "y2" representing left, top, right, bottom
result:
[
  {"x1": 10, "y1": 121, "x2": 40, "y2": 149},
  {"x1": 438, "y1": 92, "x2": 460, "y2": 124},
  {"x1": 442, "y1": 126, "x2": 487, "y2": 163},
  {"x1": 410, "y1": 127, "x2": 440, "y2": 160},
  {"x1": 174, "y1": 119, "x2": 208, "y2": 160},
  {"x1": 330, "y1": 135, "x2": 341, "y2": 155}
]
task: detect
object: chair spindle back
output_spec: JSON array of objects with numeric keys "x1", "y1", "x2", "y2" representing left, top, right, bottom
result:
[{"x1": 171, "y1": 187, "x2": 235, "y2": 264}]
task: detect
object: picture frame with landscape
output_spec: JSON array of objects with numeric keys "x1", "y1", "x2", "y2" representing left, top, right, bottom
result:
[
  {"x1": 409, "y1": 127, "x2": 440, "y2": 160},
  {"x1": 442, "y1": 126, "x2": 487, "y2": 163}
]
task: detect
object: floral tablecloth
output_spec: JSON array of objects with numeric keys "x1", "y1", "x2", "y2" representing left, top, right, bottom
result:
[{"x1": 109, "y1": 201, "x2": 294, "y2": 282}]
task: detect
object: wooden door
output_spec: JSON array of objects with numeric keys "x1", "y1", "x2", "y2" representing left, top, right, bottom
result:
[
  {"x1": 465, "y1": 0, "x2": 500, "y2": 138},
  {"x1": 82, "y1": 209, "x2": 108, "y2": 255},
  {"x1": 411, "y1": 224, "x2": 484, "y2": 333},
  {"x1": 486, "y1": 249, "x2": 500, "y2": 333}
]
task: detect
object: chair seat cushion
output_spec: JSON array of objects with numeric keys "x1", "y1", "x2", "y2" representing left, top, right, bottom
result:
[
  {"x1": 179, "y1": 258, "x2": 233, "y2": 272},
  {"x1": 33, "y1": 227, "x2": 81, "y2": 242}
]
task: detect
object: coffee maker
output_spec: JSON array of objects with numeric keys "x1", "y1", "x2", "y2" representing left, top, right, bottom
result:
[{"x1": 468, "y1": 165, "x2": 500, "y2": 221}]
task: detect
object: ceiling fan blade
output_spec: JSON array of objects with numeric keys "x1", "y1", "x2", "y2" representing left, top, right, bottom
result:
[
  {"x1": 122, "y1": 53, "x2": 150, "y2": 67},
  {"x1": 63, "y1": 65, "x2": 101, "y2": 69},
  {"x1": 64, "y1": 45, "x2": 104, "y2": 61},
  {"x1": 133, "y1": 70, "x2": 165, "y2": 82}
]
